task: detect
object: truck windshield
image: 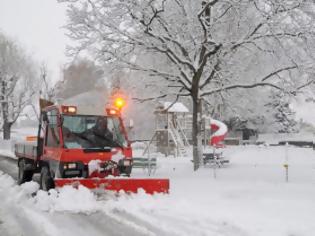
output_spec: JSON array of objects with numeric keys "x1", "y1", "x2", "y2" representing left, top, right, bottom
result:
[{"x1": 62, "y1": 115, "x2": 127, "y2": 149}]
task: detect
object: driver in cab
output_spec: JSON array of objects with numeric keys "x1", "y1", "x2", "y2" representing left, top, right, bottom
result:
[{"x1": 83, "y1": 117, "x2": 114, "y2": 148}]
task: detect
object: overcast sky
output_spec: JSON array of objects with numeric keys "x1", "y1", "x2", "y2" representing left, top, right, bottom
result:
[{"x1": 0, "y1": 0, "x2": 69, "y2": 83}]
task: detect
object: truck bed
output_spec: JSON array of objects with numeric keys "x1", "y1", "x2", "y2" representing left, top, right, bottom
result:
[{"x1": 15, "y1": 142, "x2": 38, "y2": 160}]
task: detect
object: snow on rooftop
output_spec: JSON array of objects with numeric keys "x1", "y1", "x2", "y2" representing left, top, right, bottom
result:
[{"x1": 160, "y1": 101, "x2": 189, "y2": 113}]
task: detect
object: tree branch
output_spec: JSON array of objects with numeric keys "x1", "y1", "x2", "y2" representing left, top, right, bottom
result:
[
  {"x1": 261, "y1": 66, "x2": 298, "y2": 82},
  {"x1": 201, "y1": 82, "x2": 282, "y2": 96}
]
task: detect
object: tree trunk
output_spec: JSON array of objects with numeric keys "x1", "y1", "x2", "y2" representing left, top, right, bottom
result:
[
  {"x1": 192, "y1": 97, "x2": 202, "y2": 171},
  {"x1": 1, "y1": 81, "x2": 11, "y2": 139},
  {"x1": 2, "y1": 121, "x2": 12, "y2": 140}
]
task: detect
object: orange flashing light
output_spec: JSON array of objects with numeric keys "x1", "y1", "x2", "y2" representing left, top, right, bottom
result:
[
  {"x1": 61, "y1": 105, "x2": 77, "y2": 114},
  {"x1": 114, "y1": 97, "x2": 126, "y2": 110}
]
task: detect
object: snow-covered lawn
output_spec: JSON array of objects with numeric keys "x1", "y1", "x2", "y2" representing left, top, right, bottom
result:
[{"x1": 1, "y1": 145, "x2": 315, "y2": 235}]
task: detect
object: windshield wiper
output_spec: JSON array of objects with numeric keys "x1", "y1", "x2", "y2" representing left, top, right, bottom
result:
[
  {"x1": 72, "y1": 132, "x2": 89, "y2": 140},
  {"x1": 69, "y1": 132, "x2": 107, "y2": 149},
  {"x1": 93, "y1": 132, "x2": 124, "y2": 149},
  {"x1": 72, "y1": 131, "x2": 124, "y2": 149}
]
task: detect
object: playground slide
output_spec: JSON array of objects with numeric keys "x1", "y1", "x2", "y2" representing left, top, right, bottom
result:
[{"x1": 210, "y1": 119, "x2": 228, "y2": 146}]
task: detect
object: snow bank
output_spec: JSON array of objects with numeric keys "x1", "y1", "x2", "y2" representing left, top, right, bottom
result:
[
  {"x1": 34, "y1": 186, "x2": 99, "y2": 213},
  {"x1": 0, "y1": 171, "x2": 99, "y2": 214}
]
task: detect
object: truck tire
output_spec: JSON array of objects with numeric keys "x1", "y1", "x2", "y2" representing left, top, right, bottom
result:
[
  {"x1": 40, "y1": 166, "x2": 55, "y2": 191},
  {"x1": 18, "y1": 159, "x2": 33, "y2": 185},
  {"x1": 124, "y1": 166, "x2": 132, "y2": 176},
  {"x1": 119, "y1": 166, "x2": 132, "y2": 177}
]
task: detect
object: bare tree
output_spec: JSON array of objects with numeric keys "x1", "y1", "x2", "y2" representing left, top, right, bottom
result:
[
  {"x1": 55, "y1": 59, "x2": 104, "y2": 100},
  {"x1": 0, "y1": 33, "x2": 38, "y2": 139},
  {"x1": 28, "y1": 63, "x2": 56, "y2": 122},
  {"x1": 40, "y1": 63, "x2": 55, "y2": 101},
  {"x1": 61, "y1": 0, "x2": 315, "y2": 170}
]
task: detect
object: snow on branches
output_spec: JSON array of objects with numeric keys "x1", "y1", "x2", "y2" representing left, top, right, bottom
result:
[
  {"x1": 61, "y1": 0, "x2": 315, "y2": 170},
  {"x1": 0, "y1": 33, "x2": 38, "y2": 139}
]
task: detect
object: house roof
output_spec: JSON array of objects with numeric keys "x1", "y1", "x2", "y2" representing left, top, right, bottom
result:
[{"x1": 157, "y1": 101, "x2": 189, "y2": 113}]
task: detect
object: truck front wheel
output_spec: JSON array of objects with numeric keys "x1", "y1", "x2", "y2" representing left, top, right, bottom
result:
[
  {"x1": 119, "y1": 166, "x2": 132, "y2": 177},
  {"x1": 40, "y1": 166, "x2": 55, "y2": 191},
  {"x1": 18, "y1": 159, "x2": 33, "y2": 184}
]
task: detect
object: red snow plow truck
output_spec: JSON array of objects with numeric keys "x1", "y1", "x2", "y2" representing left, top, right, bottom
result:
[{"x1": 14, "y1": 99, "x2": 169, "y2": 194}]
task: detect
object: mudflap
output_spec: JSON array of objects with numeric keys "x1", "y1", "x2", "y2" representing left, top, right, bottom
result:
[{"x1": 54, "y1": 178, "x2": 170, "y2": 194}]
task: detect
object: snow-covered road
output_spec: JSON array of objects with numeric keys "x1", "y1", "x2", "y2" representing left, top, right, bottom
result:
[{"x1": 0, "y1": 156, "x2": 172, "y2": 236}]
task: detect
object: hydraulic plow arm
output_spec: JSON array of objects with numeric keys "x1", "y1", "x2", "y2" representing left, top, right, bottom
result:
[{"x1": 54, "y1": 178, "x2": 170, "y2": 194}]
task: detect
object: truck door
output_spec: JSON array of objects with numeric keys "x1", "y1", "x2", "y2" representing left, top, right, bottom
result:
[
  {"x1": 43, "y1": 109, "x2": 62, "y2": 164},
  {"x1": 37, "y1": 113, "x2": 46, "y2": 160}
]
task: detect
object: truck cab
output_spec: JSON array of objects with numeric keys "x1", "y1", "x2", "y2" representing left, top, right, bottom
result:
[{"x1": 15, "y1": 104, "x2": 133, "y2": 190}]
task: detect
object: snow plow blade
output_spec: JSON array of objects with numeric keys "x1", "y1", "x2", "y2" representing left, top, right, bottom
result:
[{"x1": 54, "y1": 178, "x2": 170, "y2": 194}]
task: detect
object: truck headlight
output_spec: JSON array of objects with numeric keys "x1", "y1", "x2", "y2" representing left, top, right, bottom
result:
[{"x1": 64, "y1": 163, "x2": 77, "y2": 169}]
